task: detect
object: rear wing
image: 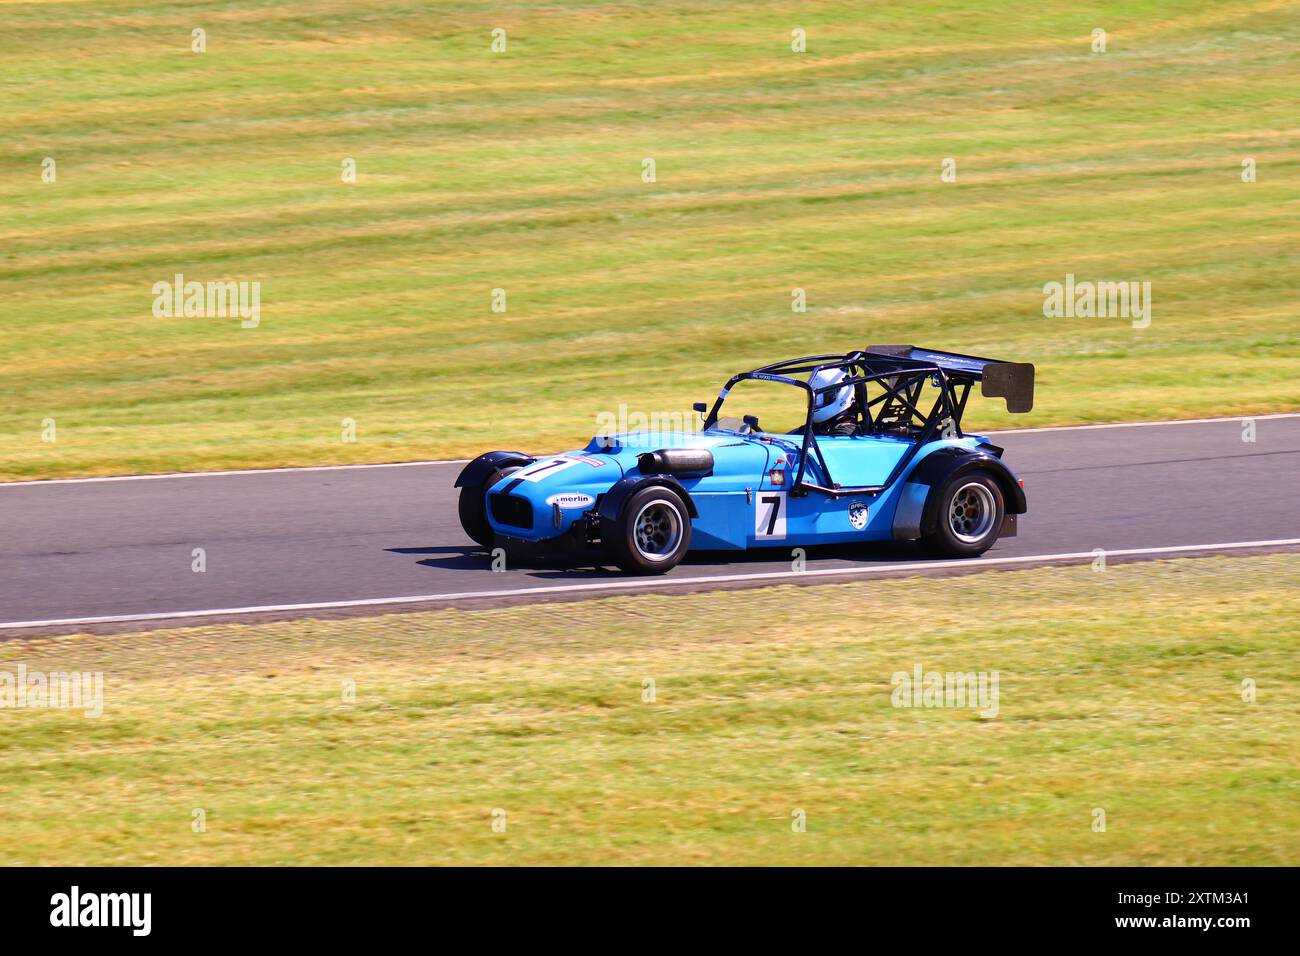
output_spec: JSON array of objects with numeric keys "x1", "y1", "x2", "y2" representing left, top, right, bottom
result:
[{"x1": 865, "y1": 344, "x2": 1035, "y2": 413}]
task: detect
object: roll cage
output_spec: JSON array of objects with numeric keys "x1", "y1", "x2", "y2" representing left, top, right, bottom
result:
[{"x1": 702, "y1": 345, "x2": 1034, "y2": 498}]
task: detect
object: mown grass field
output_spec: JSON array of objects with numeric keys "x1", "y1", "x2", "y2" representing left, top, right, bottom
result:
[
  {"x1": 1, "y1": 555, "x2": 1296, "y2": 866},
  {"x1": 2, "y1": 1, "x2": 1298, "y2": 479}
]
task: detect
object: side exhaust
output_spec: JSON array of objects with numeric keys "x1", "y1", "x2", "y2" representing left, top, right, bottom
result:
[{"x1": 637, "y1": 448, "x2": 714, "y2": 477}]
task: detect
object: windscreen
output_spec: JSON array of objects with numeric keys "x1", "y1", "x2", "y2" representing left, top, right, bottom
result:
[{"x1": 709, "y1": 378, "x2": 810, "y2": 435}]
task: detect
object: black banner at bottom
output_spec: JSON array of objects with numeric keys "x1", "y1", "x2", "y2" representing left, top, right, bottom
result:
[{"x1": 0, "y1": 866, "x2": 1281, "y2": 942}]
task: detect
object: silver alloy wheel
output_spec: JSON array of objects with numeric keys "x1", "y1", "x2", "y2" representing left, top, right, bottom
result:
[
  {"x1": 948, "y1": 481, "x2": 996, "y2": 543},
  {"x1": 632, "y1": 499, "x2": 683, "y2": 561}
]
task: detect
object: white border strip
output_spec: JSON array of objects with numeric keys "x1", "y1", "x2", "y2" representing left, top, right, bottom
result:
[
  {"x1": 3, "y1": 538, "x2": 1297, "y2": 631},
  {"x1": 3, "y1": 413, "x2": 1297, "y2": 488}
]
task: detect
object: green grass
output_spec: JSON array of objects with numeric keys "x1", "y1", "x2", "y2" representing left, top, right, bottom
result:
[
  {"x1": 1, "y1": 554, "x2": 1296, "y2": 865},
  {"x1": 2, "y1": 1, "x2": 1298, "y2": 478}
]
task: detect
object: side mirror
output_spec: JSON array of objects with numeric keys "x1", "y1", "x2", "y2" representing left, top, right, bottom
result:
[
  {"x1": 693, "y1": 402, "x2": 707, "y2": 414},
  {"x1": 743, "y1": 414, "x2": 760, "y2": 430}
]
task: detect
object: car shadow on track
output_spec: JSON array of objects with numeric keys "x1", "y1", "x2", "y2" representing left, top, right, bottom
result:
[
  {"x1": 386, "y1": 546, "x2": 487, "y2": 572},
  {"x1": 388, "y1": 544, "x2": 623, "y2": 579},
  {"x1": 388, "y1": 540, "x2": 932, "y2": 580}
]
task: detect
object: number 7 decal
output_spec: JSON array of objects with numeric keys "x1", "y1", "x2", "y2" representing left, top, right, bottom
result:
[
  {"x1": 755, "y1": 492, "x2": 787, "y2": 539},
  {"x1": 513, "y1": 457, "x2": 583, "y2": 482}
]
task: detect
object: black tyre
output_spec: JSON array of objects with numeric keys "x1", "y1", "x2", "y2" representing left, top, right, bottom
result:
[
  {"x1": 602, "y1": 486, "x2": 692, "y2": 574},
  {"x1": 921, "y1": 472, "x2": 1005, "y2": 558},
  {"x1": 457, "y1": 465, "x2": 520, "y2": 548}
]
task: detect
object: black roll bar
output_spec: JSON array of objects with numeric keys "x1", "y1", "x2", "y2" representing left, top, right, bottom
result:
[{"x1": 700, "y1": 346, "x2": 1030, "y2": 498}]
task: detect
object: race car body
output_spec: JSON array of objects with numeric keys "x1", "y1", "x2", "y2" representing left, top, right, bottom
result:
[{"x1": 456, "y1": 346, "x2": 1034, "y2": 573}]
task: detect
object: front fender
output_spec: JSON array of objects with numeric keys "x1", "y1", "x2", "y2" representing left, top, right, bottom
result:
[
  {"x1": 892, "y1": 447, "x2": 1026, "y2": 539},
  {"x1": 454, "y1": 450, "x2": 534, "y2": 489},
  {"x1": 597, "y1": 475, "x2": 699, "y2": 523}
]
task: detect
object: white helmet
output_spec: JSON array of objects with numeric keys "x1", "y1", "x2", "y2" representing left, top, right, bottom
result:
[{"x1": 810, "y1": 367, "x2": 853, "y2": 423}]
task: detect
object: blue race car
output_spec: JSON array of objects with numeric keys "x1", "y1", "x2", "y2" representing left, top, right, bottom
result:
[{"x1": 456, "y1": 346, "x2": 1035, "y2": 574}]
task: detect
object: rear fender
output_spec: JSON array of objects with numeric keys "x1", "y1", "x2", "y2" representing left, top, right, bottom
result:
[
  {"x1": 454, "y1": 450, "x2": 535, "y2": 489},
  {"x1": 892, "y1": 447, "x2": 1026, "y2": 539}
]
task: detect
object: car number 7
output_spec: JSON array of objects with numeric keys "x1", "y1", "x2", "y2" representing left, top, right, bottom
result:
[{"x1": 755, "y1": 492, "x2": 787, "y2": 539}]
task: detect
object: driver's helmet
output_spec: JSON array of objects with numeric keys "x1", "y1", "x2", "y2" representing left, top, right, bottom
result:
[{"x1": 810, "y1": 367, "x2": 854, "y2": 423}]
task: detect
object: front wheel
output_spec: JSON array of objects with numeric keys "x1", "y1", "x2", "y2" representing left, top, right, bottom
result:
[
  {"x1": 457, "y1": 465, "x2": 520, "y2": 548},
  {"x1": 921, "y1": 472, "x2": 1005, "y2": 558},
  {"x1": 602, "y1": 486, "x2": 692, "y2": 574}
]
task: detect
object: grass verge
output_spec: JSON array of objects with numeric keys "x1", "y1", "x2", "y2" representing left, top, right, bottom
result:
[{"x1": 0, "y1": 553, "x2": 1295, "y2": 865}]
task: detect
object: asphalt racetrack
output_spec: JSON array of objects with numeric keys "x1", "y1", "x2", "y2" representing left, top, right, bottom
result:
[{"x1": 2, "y1": 415, "x2": 1298, "y2": 632}]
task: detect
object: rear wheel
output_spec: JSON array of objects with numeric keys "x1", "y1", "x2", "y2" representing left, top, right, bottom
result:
[
  {"x1": 457, "y1": 465, "x2": 520, "y2": 548},
  {"x1": 602, "y1": 486, "x2": 692, "y2": 574},
  {"x1": 921, "y1": 472, "x2": 1005, "y2": 558}
]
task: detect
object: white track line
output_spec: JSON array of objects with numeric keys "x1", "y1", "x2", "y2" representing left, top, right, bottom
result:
[
  {"x1": 986, "y1": 412, "x2": 1300, "y2": 436},
  {"x1": 3, "y1": 413, "x2": 1297, "y2": 489},
  {"x1": 3, "y1": 538, "x2": 1297, "y2": 631},
  {"x1": 0, "y1": 458, "x2": 472, "y2": 488}
]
